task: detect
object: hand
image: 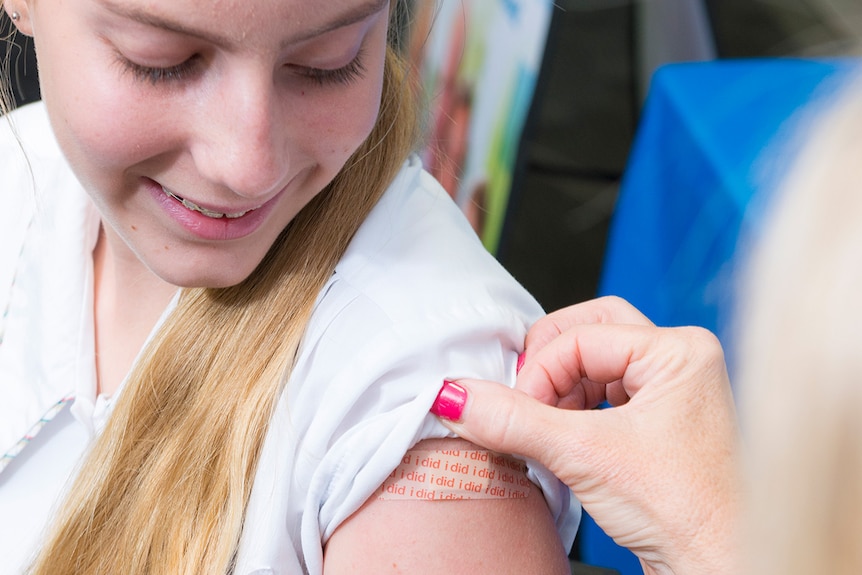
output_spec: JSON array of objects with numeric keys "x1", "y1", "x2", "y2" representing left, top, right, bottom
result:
[{"x1": 432, "y1": 297, "x2": 741, "y2": 575}]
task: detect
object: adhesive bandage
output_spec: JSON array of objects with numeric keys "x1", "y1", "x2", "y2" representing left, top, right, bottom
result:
[{"x1": 377, "y1": 449, "x2": 532, "y2": 501}]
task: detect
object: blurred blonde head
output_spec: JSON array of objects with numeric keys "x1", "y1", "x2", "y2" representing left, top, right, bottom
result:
[{"x1": 738, "y1": 75, "x2": 862, "y2": 575}]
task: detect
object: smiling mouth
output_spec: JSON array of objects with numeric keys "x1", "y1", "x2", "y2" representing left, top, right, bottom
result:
[{"x1": 161, "y1": 186, "x2": 259, "y2": 219}]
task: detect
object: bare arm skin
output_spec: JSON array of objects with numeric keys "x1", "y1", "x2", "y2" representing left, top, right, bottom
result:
[{"x1": 324, "y1": 437, "x2": 571, "y2": 575}]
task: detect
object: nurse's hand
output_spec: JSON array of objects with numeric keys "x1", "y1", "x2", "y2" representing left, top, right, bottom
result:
[{"x1": 432, "y1": 297, "x2": 741, "y2": 575}]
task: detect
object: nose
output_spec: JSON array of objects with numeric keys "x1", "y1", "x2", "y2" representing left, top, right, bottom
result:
[{"x1": 192, "y1": 68, "x2": 290, "y2": 200}]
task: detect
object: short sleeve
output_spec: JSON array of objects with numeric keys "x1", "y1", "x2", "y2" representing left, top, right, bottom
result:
[
  {"x1": 293, "y1": 284, "x2": 579, "y2": 573},
  {"x1": 232, "y1": 159, "x2": 580, "y2": 575}
]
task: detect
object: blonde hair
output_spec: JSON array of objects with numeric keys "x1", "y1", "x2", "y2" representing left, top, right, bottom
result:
[
  {"x1": 737, "y1": 75, "x2": 862, "y2": 575},
  {"x1": 1, "y1": 6, "x2": 20, "y2": 116},
  {"x1": 16, "y1": 9, "x2": 420, "y2": 575}
]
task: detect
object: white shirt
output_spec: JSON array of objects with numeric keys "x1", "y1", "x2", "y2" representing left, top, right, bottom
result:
[{"x1": 0, "y1": 102, "x2": 579, "y2": 574}]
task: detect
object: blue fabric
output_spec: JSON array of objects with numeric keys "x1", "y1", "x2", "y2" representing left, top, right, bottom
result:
[
  {"x1": 600, "y1": 59, "x2": 856, "y2": 338},
  {"x1": 588, "y1": 58, "x2": 859, "y2": 575},
  {"x1": 579, "y1": 512, "x2": 642, "y2": 574}
]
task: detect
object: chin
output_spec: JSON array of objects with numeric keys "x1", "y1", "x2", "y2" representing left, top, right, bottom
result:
[
  {"x1": 149, "y1": 260, "x2": 260, "y2": 290},
  {"x1": 139, "y1": 236, "x2": 278, "y2": 288}
]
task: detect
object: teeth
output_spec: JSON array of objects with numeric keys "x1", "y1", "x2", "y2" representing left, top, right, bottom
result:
[{"x1": 161, "y1": 186, "x2": 254, "y2": 219}]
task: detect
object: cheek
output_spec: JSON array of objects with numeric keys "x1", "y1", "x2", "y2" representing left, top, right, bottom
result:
[
  {"x1": 42, "y1": 74, "x2": 151, "y2": 183},
  {"x1": 301, "y1": 87, "x2": 382, "y2": 162},
  {"x1": 35, "y1": 39, "x2": 168, "y2": 186},
  {"x1": 295, "y1": 62, "x2": 386, "y2": 166}
]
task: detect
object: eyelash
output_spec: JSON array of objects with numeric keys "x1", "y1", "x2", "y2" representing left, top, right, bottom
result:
[
  {"x1": 297, "y1": 50, "x2": 367, "y2": 87},
  {"x1": 120, "y1": 55, "x2": 201, "y2": 85},
  {"x1": 118, "y1": 49, "x2": 367, "y2": 88}
]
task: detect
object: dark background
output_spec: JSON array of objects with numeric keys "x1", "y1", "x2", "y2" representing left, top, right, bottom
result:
[{"x1": 500, "y1": 0, "x2": 860, "y2": 314}]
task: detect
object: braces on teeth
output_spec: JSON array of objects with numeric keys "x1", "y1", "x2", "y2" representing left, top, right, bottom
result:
[{"x1": 161, "y1": 186, "x2": 253, "y2": 219}]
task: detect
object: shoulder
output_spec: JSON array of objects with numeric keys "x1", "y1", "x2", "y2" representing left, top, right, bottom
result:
[
  {"x1": 292, "y1": 157, "x2": 544, "y2": 411},
  {"x1": 0, "y1": 102, "x2": 80, "y2": 216},
  {"x1": 283, "y1": 158, "x2": 548, "y2": 532},
  {"x1": 241, "y1": 163, "x2": 575, "y2": 572},
  {"x1": 0, "y1": 101, "x2": 92, "y2": 252},
  {"x1": 0, "y1": 101, "x2": 64, "y2": 164},
  {"x1": 334, "y1": 156, "x2": 542, "y2": 326},
  {"x1": 0, "y1": 102, "x2": 75, "y2": 272},
  {"x1": 292, "y1": 158, "x2": 544, "y2": 405}
]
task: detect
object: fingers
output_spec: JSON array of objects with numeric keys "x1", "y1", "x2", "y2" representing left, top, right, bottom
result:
[
  {"x1": 524, "y1": 296, "x2": 654, "y2": 358},
  {"x1": 517, "y1": 322, "x2": 657, "y2": 406},
  {"x1": 432, "y1": 378, "x2": 582, "y2": 473},
  {"x1": 429, "y1": 323, "x2": 739, "y2": 575},
  {"x1": 432, "y1": 378, "x2": 629, "y2": 495},
  {"x1": 518, "y1": 322, "x2": 729, "y2": 411}
]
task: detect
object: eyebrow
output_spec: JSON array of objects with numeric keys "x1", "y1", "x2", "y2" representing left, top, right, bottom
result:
[{"x1": 101, "y1": 0, "x2": 389, "y2": 47}]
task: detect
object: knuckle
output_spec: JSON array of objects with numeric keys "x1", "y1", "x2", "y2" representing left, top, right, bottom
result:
[
  {"x1": 671, "y1": 325, "x2": 729, "y2": 377},
  {"x1": 598, "y1": 294, "x2": 630, "y2": 309}
]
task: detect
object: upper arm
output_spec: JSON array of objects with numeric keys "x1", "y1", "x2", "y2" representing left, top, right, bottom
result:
[{"x1": 322, "y1": 438, "x2": 571, "y2": 574}]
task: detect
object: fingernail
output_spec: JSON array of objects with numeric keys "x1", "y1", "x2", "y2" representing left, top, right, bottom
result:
[
  {"x1": 430, "y1": 380, "x2": 467, "y2": 421},
  {"x1": 516, "y1": 352, "x2": 526, "y2": 374}
]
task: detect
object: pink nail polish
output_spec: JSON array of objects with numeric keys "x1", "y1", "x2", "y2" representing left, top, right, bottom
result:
[
  {"x1": 430, "y1": 380, "x2": 467, "y2": 421},
  {"x1": 516, "y1": 352, "x2": 526, "y2": 374}
]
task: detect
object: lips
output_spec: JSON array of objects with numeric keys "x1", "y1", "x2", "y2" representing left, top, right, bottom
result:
[
  {"x1": 160, "y1": 185, "x2": 261, "y2": 219},
  {"x1": 147, "y1": 177, "x2": 286, "y2": 242}
]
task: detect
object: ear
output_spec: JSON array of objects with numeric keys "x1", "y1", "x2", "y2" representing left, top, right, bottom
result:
[{"x1": 4, "y1": 2, "x2": 33, "y2": 36}]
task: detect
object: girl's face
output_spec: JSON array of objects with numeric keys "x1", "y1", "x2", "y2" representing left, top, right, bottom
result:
[{"x1": 23, "y1": 0, "x2": 390, "y2": 287}]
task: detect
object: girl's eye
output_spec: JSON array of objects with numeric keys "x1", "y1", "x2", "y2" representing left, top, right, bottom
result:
[
  {"x1": 296, "y1": 50, "x2": 367, "y2": 87},
  {"x1": 115, "y1": 49, "x2": 366, "y2": 88},
  {"x1": 118, "y1": 54, "x2": 202, "y2": 86}
]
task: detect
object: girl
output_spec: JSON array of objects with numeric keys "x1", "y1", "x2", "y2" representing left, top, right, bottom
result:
[{"x1": 0, "y1": 1, "x2": 578, "y2": 573}]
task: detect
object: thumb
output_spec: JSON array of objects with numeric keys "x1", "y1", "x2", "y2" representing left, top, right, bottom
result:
[{"x1": 432, "y1": 378, "x2": 608, "y2": 483}]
